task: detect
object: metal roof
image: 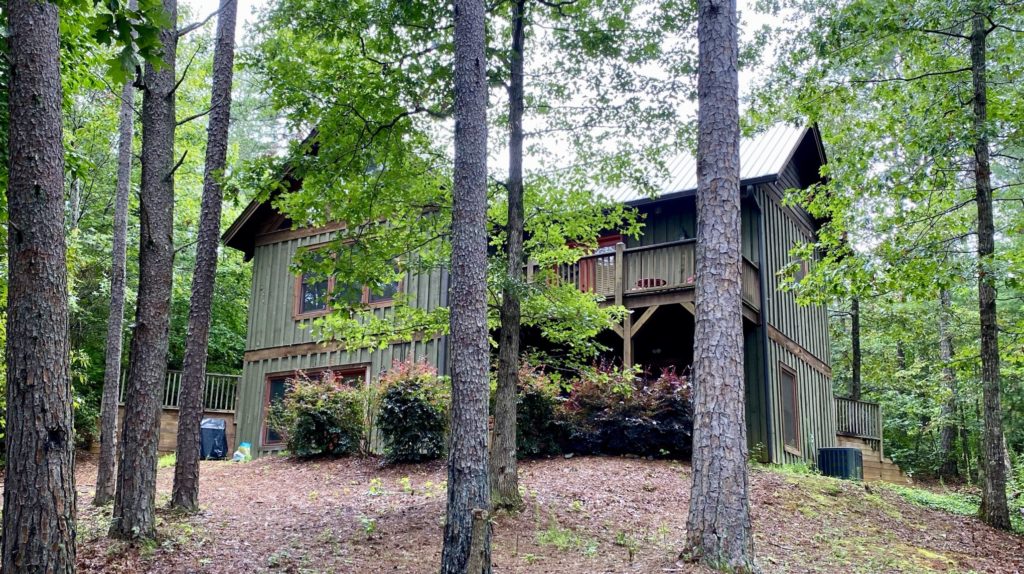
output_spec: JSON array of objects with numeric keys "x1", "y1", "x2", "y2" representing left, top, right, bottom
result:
[{"x1": 612, "y1": 124, "x2": 809, "y2": 203}]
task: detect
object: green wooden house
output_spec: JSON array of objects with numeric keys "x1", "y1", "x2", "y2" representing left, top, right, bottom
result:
[{"x1": 223, "y1": 125, "x2": 906, "y2": 480}]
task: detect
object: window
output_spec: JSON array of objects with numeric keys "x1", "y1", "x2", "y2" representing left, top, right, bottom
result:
[
  {"x1": 292, "y1": 248, "x2": 403, "y2": 319},
  {"x1": 366, "y1": 280, "x2": 400, "y2": 306},
  {"x1": 262, "y1": 366, "x2": 368, "y2": 447},
  {"x1": 779, "y1": 363, "x2": 801, "y2": 454},
  {"x1": 297, "y1": 273, "x2": 330, "y2": 316}
]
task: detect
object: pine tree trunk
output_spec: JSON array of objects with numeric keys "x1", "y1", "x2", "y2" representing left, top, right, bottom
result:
[
  {"x1": 2, "y1": 1, "x2": 77, "y2": 571},
  {"x1": 683, "y1": 0, "x2": 755, "y2": 571},
  {"x1": 171, "y1": 0, "x2": 237, "y2": 512},
  {"x1": 850, "y1": 297, "x2": 861, "y2": 400},
  {"x1": 970, "y1": 13, "x2": 1010, "y2": 531},
  {"x1": 111, "y1": 0, "x2": 178, "y2": 540},
  {"x1": 95, "y1": 47, "x2": 136, "y2": 507},
  {"x1": 937, "y1": 289, "x2": 960, "y2": 480},
  {"x1": 440, "y1": 0, "x2": 492, "y2": 571},
  {"x1": 489, "y1": 0, "x2": 526, "y2": 513}
]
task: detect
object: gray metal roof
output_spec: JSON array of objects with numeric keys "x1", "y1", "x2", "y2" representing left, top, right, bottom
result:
[{"x1": 612, "y1": 124, "x2": 808, "y2": 203}]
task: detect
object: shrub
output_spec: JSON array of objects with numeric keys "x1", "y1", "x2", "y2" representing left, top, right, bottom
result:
[
  {"x1": 376, "y1": 360, "x2": 449, "y2": 463},
  {"x1": 267, "y1": 370, "x2": 366, "y2": 458},
  {"x1": 73, "y1": 397, "x2": 100, "y2": 450},
  {"x1": 557, "y1": 363, "x2": 693, "y2": 459},
  {"x1": 515, "y1": 364, "x2": 562, "y2": 458}
]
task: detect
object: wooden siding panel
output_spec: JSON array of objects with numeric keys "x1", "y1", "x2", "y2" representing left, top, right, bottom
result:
[
  {"x1": 757, "y1": 180, "x2": 831, "y2": 366},
  {"x1": 767, "y1": 337, "x2": 837, "y2": 464},
  {"x1": 234, "y1": 340, "x2": 445, "y2": 455}
]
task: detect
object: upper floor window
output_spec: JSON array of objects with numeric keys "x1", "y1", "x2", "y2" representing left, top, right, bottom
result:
[
  {"x1": 293, "y1": 251, "x2": 402, "y2": 320},
  {"x1": 297, "y1": 272, "x2": 330, "y2": 316}
]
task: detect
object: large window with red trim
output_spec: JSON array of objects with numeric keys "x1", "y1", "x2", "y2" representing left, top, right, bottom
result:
[{"x1": 262, "y1": 366, "x2": 368, "y2": 447}]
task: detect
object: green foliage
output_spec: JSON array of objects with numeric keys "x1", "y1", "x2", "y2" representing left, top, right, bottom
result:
[
  {"x1": 267, "y1": 371, "x2": 366, "y2": 458},
  {"x1": 375, "y1": 361, "x2": 449, "y2": 464},
  {"x1": 514, "y1": 364, "x2": 562, "y2": 458},
  {"x1": 158, "y1": 453, "x2": 177, "y2": 469}
]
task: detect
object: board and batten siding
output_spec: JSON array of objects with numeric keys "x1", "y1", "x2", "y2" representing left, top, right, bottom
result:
[
  {"x1": 767, "y1": 339, "x2": 837, "y2": 463},
  {"x1": 757, "y1": 159, "x2": 836, "y2": 464},
  {"x1": 237, "y1": 229, "x2": 449, "y2": 455},
  {"x1": 626, "y1": 196, "x2": 759, "y2": 264}
]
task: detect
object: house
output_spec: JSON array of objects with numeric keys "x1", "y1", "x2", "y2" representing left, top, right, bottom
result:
[{"x1": 222, "y1": 125, "x2": 906, "y2": 481}]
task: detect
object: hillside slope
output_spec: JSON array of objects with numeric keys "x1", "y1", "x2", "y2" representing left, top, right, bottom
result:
[{"x1": 73, "y1": 455, "x2": 1022, "y2": 573}]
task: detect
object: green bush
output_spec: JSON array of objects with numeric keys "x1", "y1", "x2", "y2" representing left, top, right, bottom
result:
[
  {"x1": 267, "y1": 371, "x2": 366, "y2": 458},
  {"x1": 376, "y1": 360, "x2": 449, "y2": 463},
  {"x1": 73, "y1": 398, "x2": 100, "y2": 450},
  {"x1": 515, "y1": 364, "x2": 562, "y2": 458}
]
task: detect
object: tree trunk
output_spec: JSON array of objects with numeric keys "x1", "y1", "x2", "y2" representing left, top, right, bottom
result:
[
  {"x1": 95, "y1": 41, "x2": 137, "y2": 507},
  {"x1": 970, "y1": 13, "x2": 1010, "y2": 531},
  {"x1": 440, "y1": 0, "x2": 491, "y2": 571},
  {"x1": 69, "y1": 177, "x2": 82, "y2": 230},
  {"x1": 937, "y1": 289, "x2": 959, "y2": 480},
  {"x1": 489, "y1": 0, "x2": 526, "y2": 513},
  {"x1": 171, "y1": 0, "x2": 238, "y2": 512},
  {"x1": 3, "y1": 2, "x2": 76, "y2": 571},
  {"x1": 683, "y1": 0, "x2": 755, "y2": 571},
  {"x1": 111, "y1": 0, "x2": 178, "y2": 540},
  {"x1": 850, "y1": 296, "x2": 861, "y2": 400}
]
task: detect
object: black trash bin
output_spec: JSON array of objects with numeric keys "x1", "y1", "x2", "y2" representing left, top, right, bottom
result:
[{"x1": 200, "y1": 418, "x2": 228, "y2": 460}]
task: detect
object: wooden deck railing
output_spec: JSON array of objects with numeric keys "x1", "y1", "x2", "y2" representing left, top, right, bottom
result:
[
  {"x1": 835, "y1": 396, "x2": 882, "y2": 439},
  {"x1": 556, "y1": 240, "x2": 761, "y2": 310},
  {"x1": 119, "y1": 370, "x2": 240, "y2": 412}
]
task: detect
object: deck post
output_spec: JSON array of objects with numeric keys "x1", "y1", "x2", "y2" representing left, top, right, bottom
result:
[
  {"x1": 614, "y1": 243, "x2": 632, "y2": 367},
  {"x1": 877, "y1": 403, "x2": 884, "y2": 461},
  {"x1": 614, "y1": 242, "x2": 624, "y2": 306}
]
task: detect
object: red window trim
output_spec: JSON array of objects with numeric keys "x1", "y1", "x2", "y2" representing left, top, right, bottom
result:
[
  {"x1": 262, "y1": 365, "x2": 370, "y2": 447},
  {"x1": 292, "y1": 242, "x2": 403, "y2": 320}
]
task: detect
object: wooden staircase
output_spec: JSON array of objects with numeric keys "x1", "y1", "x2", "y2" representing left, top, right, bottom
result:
[
  {"x1": 833, "y1": 396, "x2": 911, "y2": 485},
  {"x1": 835, "y1": 435, "x2": 910, "y2": 484}
]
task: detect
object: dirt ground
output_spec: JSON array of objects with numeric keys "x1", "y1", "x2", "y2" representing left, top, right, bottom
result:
[{"x1": 70, "y1": 454, "x2": 1023, "y2": 574}]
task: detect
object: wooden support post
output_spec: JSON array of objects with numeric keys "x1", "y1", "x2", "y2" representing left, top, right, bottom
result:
[
  {"x1": 623, "y1": 312, "x2": 633, "y2": 368},
  {"x1": 613, "y1": 242, "x2": 624, "y2": 306},
  {"x1": 614, "y1": 242, "x2": 632, "y2": 367},
  {"x1": 877, "y1": 404, "x2": 884, "y2": 461}
]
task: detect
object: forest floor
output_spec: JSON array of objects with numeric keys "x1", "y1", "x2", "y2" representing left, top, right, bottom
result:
[{"x1": 69, "y1": 453, "x2": 1022, "y2": 574}]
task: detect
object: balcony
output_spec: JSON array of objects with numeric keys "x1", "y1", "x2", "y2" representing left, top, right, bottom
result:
[{"x1": 552, "y1": 239, "x2": 761, "y2": 318}]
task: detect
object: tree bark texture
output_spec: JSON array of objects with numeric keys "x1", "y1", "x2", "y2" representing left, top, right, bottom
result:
[
  {"x1": 849, "y1": 297, "x2": 861, "y2": 400},
  {"x1": 111, "y1": 0, "x2": 178, "y2": 540},
  {"x1": 684, "y1": 0, "x2": 755, "y2": 571},
  {"x1": 172, "y1": 0, "x2": 238, "y2": 512},
  {"x1": 937, "y1": 289, "x2": 960, "y2": 480},
  {"x1": 489, "y1": 0, "x2": 526, "y2": 513},
  {"x1": 441, "y1": 0, "x2": 492, "y2": 572},
  {"x1": 95, "y1": 41, "x2": 137, "y2": 507},
  {"x1": 2, "y1": 2, "x2": 77, "y2": 571},
  {"x1": 970, "y1": 14, "x2": 1010, "y2": 530}
]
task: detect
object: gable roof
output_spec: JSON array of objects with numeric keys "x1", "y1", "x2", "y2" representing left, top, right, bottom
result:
[
  {"x1": 613, "y1": 124, "x2": 822, "y2": 204},
  {"x1": 224, "y1": 124, "x2": 826, "y2": 258}
]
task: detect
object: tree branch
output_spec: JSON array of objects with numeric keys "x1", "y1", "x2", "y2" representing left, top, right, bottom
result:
[
  {"x1": 177, "y1": 6, "x2": 221, "y2": 37},
  {"x1": 171, "y1": 46, "x2": 202, "y2": 96},
  {"x1": 166, "y1": 151, "x2": 188, "y2": 183},
  {"x1": 176, "y1": 96, "x2": 227, "y2": 126},
  {"x1": 850, "y1": 67, "x2": 972, "y2": 84}
]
